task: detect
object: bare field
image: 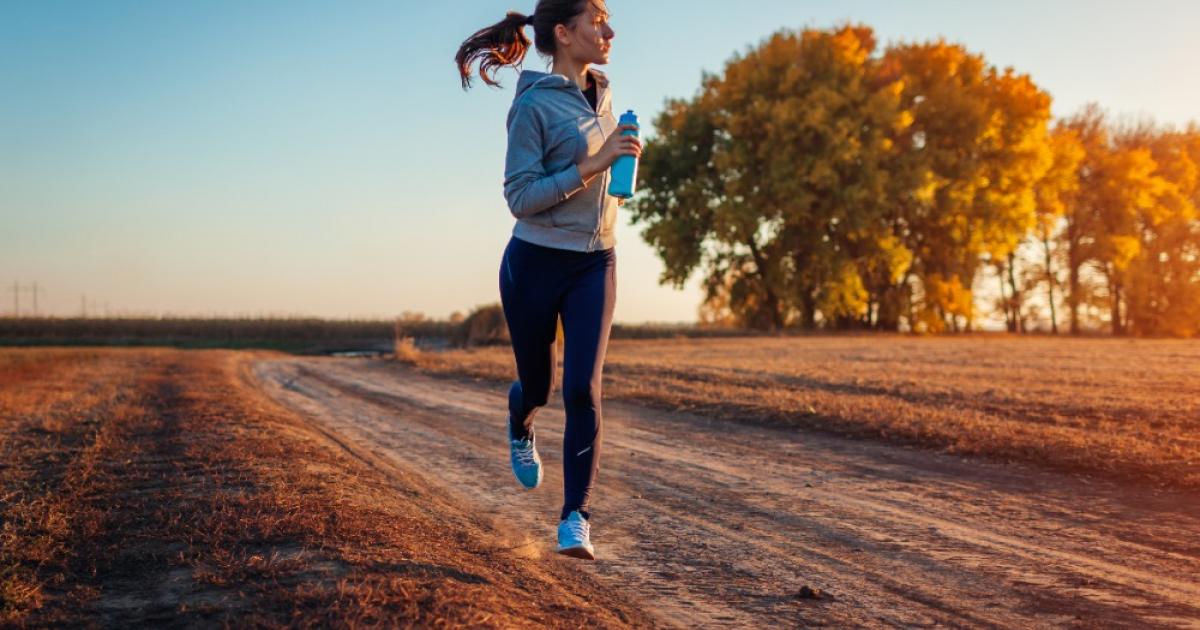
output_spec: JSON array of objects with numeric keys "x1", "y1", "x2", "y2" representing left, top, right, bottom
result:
[
  {"x1": 0, "y1": 348, "x2": 652, "y2": 628},
  {"x1": 4, "y1": 341, "x2": 1197, "y2": 628},
  {"x1": 410, "y1": 335, "x2": 1200, "y2": 490},
  {"x1": 256, "y1": 355, "x2": 1200, "y2": 628}
]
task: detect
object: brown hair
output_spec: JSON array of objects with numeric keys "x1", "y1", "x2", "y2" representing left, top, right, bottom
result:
[{"x1": 455, "y1": 0, "x2": 597, "y2": 90}]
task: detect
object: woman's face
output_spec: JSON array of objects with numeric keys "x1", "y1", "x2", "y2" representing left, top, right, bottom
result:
[{"x1": 560, "y1": 1, "x2": 614, "y2": 65}]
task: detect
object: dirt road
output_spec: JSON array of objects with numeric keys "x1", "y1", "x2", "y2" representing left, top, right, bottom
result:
[{"x1": 253, "y1": 357, "x2": 1200, "y2": 629}]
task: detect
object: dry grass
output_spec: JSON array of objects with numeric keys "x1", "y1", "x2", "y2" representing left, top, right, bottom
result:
[
  {"x1": 0, "y1": 348, "x2": 652, "y2": 628},
  {"x1": 408, "y1": 335, "x2": 1200, "y2": 490}
]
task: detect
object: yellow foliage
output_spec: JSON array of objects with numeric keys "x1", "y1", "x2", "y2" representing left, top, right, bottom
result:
[
  {"x1": 632, "y1": 23, "x2": 1199, "y2": 336},
  {"x1": 819, "y1": 264, "x2": 870, "y2": 319}
]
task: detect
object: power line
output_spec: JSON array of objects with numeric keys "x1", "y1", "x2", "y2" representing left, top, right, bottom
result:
[
  {"x1": 5, "y1": 282, "x2": 48, "y2": 317},
  {"x1": 30, "y1": 282, "x2": 44, "y2": 316}
]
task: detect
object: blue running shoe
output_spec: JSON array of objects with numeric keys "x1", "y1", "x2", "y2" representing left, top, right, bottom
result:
[
  {"x1": 556, "y1": 510, "x2": 595, "y2": 560},
  {"x1": 508, "y1": 416, "x2": 543, "y2": 489}
]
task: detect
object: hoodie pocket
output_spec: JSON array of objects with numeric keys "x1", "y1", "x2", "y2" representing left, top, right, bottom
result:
[
  {"x1": 545, "y1": 114, "x2": 592, "y2": 166},
  {"x1": 541, "y1": 114, "x2": 607, "y2": 233}
]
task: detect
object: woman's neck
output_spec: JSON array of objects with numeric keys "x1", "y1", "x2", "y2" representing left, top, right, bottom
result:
[{"x1": 551, "y1": 57, "x2": 591, "y2": 91}]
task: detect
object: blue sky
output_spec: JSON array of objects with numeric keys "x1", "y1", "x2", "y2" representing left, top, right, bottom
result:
[{"x1": 2, "y1": 0, "x2": 1197, "y2": 321}]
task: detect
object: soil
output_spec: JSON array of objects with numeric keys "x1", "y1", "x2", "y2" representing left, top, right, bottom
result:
[
  {"x1": 252, "y1": 357, "x2": 1200, "y2": 629},
  {"x1": 0, "y1": 349, "x2": 655, "y2": 628}
]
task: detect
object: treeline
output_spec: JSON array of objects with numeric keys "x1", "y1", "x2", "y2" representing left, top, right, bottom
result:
[
  {"x1": 0, "y1": 312, "x2": 754, "y2": 354},
  {"x1": 0, "y1": 317, "x2": 396, "y2": 353},
  {"x1": 395, "y1": 306, "x2": 755, "y2": 349},
  {"x1": 631, "y1": 25, "x2": 1200, "y2": 336}
]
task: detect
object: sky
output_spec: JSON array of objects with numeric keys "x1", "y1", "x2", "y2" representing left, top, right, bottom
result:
[{"x1": 2, "y1": 0, "x2": 1197, "y2": 322}]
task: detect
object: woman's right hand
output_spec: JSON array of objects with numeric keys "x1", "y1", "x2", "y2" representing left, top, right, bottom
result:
[{"x1": 578, "y1": 124, "x2": 642, "y2": 182}]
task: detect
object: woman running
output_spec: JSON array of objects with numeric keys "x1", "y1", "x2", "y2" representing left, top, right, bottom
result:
[{"x1": 455, "y1": 0, "x2": 638, "y2": 560}]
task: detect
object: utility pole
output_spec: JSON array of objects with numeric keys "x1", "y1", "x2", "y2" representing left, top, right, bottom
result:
[{"x1": 5, "y1": 283, "x2": 47, "y2": 317}]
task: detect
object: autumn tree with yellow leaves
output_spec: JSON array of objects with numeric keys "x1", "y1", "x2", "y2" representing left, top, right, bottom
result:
[
  {"x1": 633, "y1": 24, "x2": 1200, "y2": 337},
  {"x1": 631, "y1": 25, "x2": 908, "y2": 331},
  {"x1": 1029, "y1": 125, "x2": 1085, "y2": 334},
  {"x1": 1108, "y1": 123, "x2": 1200, "y2": 336},
  {"x1": 876, "y1": 41, "x2": 1053, "y2": 332},
  {"x1": 1055, "y1": 108, "x2": 1200, "y2": 336}
]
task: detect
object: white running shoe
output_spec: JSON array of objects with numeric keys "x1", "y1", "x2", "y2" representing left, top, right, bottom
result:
[{"x1": 556, "y1": 510, "x2": 595, "y2": 560}]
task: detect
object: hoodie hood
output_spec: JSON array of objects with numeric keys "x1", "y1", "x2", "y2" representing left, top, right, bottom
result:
[
  {"x1": 514, "y1": 69, "x2": 562, "y2": 99},
  {"x1": 514, "y1": 69, "x2": 610, "y2": 111}
]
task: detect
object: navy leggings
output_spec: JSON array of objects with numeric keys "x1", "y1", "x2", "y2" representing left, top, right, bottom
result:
[{"x1": 498, "y1": 235, "x2": 616, "y2": 521}]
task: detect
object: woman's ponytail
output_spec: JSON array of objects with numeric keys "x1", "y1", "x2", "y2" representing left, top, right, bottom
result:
[
  {"x1": 455, "y1": 11, "x2": 534, "y2": 90},
  {"x1": 455, "y1": 1, "x2": 595, "y2": 90}
]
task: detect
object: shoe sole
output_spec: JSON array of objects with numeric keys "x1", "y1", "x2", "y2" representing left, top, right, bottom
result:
[
  {"x1": 514, "y1": 475, "x2": 542, "y2": 490},
  {"x1": 556, "y1": 545, "x2": 595, "y2": 561}
]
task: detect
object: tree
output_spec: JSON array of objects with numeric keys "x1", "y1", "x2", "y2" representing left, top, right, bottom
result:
[
  {"x1": 1030, "y1": 125, "x2": 1085, "y2": 333},
  {"x1": 631, "y1": 25, "x2": 908, "y2": 331},
  {"x1": 633, "y1": 26, "x2": 1199, "y2": 337},
  {"x1": 877, "y1": 42, "x2": 1052, "y2": 333},
  {"x1": 452, "y1": 303, "x2": 509, "y2": 347},
  {"x1": 1123, "y1": 127, "x2": 1200, "y2": 336},
  {"x1": 1061, "y1": 107, "x2": 1169, "y2": 335},
  {"x1": 1060, "y1": 105, "x2": 1108, "y2": 334}
]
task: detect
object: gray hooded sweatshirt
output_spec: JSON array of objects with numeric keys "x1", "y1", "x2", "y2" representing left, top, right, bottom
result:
[{"x1": 503, "y1": 69, "x2": 619, "y2": 252}]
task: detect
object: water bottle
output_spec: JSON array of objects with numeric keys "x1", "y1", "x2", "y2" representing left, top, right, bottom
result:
[{"x1": 608, "y1": 110, "x2": 639, "y2": 199}]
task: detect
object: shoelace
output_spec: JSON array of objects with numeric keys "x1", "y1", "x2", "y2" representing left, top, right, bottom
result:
[
  {"x1": 562, "y1": 517, "x2": 589, "y2": 541},
  {"x1": 512, "y1": 439, "x2": 538, "y2": 466}
]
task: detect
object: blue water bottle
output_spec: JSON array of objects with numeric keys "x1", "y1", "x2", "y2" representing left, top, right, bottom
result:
[{"x1": 608, "y1": 110, "x2": 639, "y2": 199}]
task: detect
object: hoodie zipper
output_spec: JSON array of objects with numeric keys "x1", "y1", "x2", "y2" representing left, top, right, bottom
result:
[
  {"x1": 578, "y1": 86, "x2": 608, "y2": 253},
  {"x1": 586, "y1": 116, "x2": 610, "y2": 253}
]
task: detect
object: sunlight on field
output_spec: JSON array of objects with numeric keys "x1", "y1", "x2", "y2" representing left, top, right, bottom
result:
[{"x1": 412, "y1": 335, "x2": 1200, "y2": 489}]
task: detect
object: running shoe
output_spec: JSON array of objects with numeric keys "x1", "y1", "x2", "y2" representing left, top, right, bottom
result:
[
  {"x1": 508, "y1": 416, "x2": 543, "y2": 489},
  {"x1": 556, "y1": 510, "x2": 595, "y2": 560}
]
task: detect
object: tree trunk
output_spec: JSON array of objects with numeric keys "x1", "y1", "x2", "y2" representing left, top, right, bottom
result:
[
  {"x1": 764, "y1": 291, "x2": 784, "y2": 331},
  {"x1": 800, "y1": 291, "x2": 817, "y2": 331},
  {"x1": 875, "y1": 283, "x2": 904, "y2": 331},
  {"x1": 1067, "y1": 219, "x2": 1081, "y2": 335},
  {"x1": 964, "y1": 298, "x2": 973, "y2": 332},
  {"x1": 1042, "y1": 230, "x2": 1059, "y2": 334},
  {"x1": 905, "y1": 272, "x2": 918, "y2": 332},
  {"x1": 745, "y1": 239, "x2": 784, "y2": 331},
  {"x1": 1007, "y1": 252, "x2": 1023, "y2": 334},
  {"x1": 998, "y1": 261, "x2": 1014, "y2": 332},
  {"x1": 1109, "y1": 271, "x2": 1125, "y2": 336}
]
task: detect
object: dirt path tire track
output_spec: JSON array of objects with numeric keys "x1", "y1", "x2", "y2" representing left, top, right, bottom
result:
[{"x1": 251, "y1": 357, "x2": 1200, "y2": 629}]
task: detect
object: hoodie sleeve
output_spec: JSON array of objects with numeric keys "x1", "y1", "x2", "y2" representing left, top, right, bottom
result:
[{"x1": 503, "y1": 98, "x2": 586, "y2": 219}]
